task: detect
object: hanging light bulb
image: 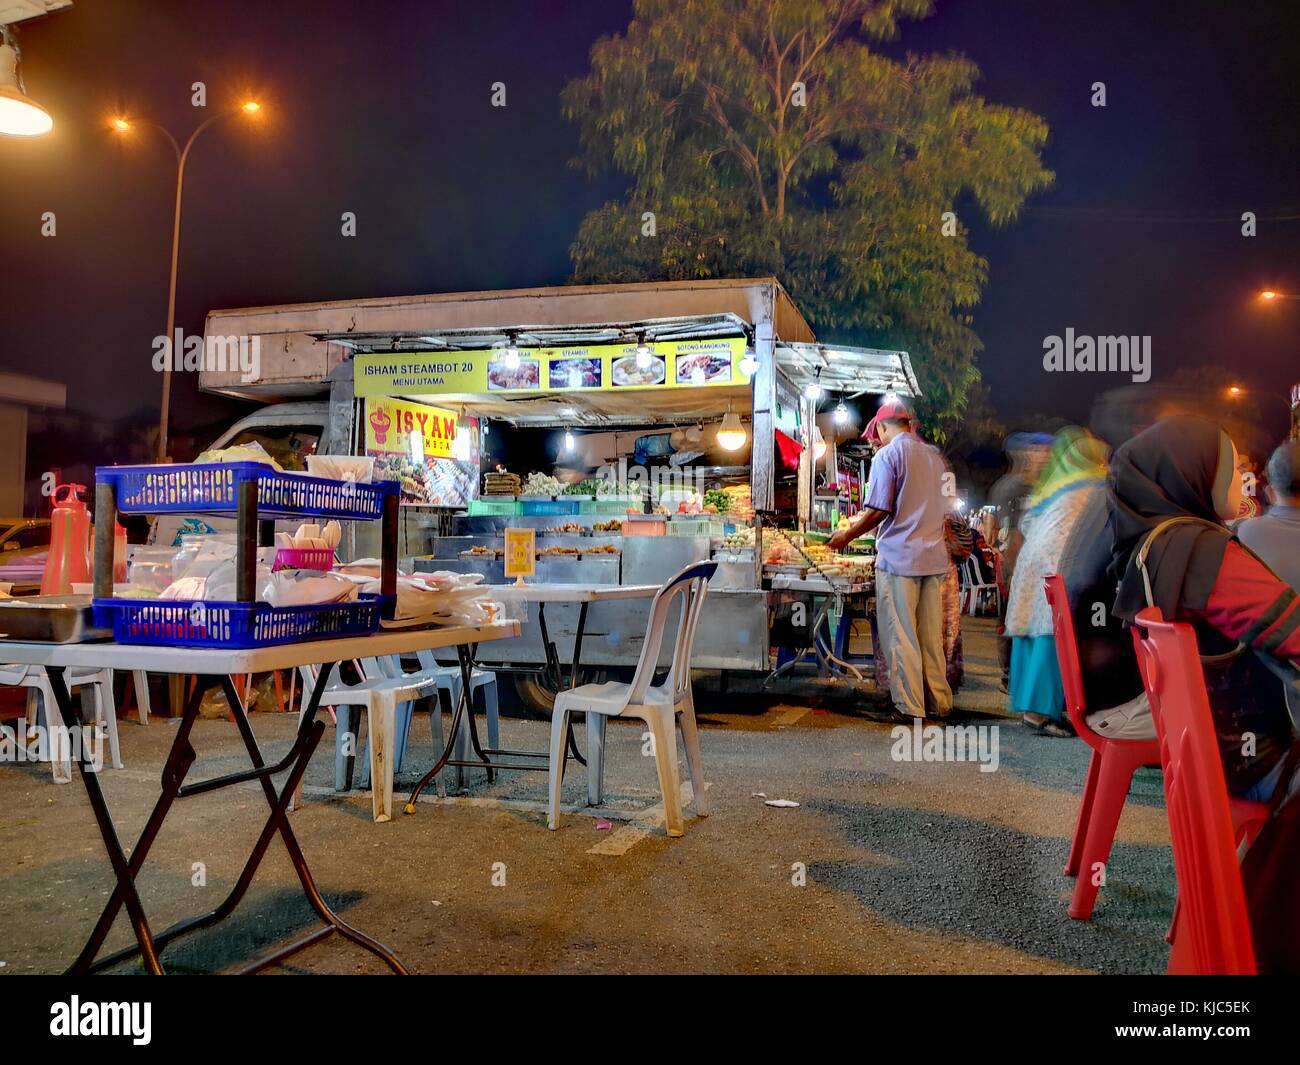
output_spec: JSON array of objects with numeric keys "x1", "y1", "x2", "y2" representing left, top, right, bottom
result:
[
  {"x1": 833, "y1": 400, "x2": 849, "y2": 425},
  {"x1": 739, "y1": 349, "x2": 759, "y2": 376},
  {"x1": 0, "y1": 38, "x2": 53, "y2": 137},
  {"x1": 635, "y1": 337, "x2": 653, "y2": 369},
  {"x1": 563, "y1": 429, "x2": 575, "y2": 452},
  {"x1": 452, "y1": 425, "x2": 471, "y2": 461},
  {"x1": 408, "y1": 428, "x2": 425, "y2": 464},
  {"x1": 812, "y1": 425, "x2": 827, "y2": 461},
  {"x1": 803, "y1": 370, "x2": 823, "y2": 401},
  {"x1": 502, "y1": 338, "x2": 520, "y2": 371},
  {"x1": 716, "y1": 410, "x2": 747, "y2": 451}
]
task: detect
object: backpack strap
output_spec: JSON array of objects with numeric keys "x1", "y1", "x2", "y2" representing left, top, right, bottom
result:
[
  {"x1": 1134, "y1": 516, "x2": 1243, "y2": 661},
  {"x1": 1134, "y1": 516, "x2": 1222, "y2": 609}
]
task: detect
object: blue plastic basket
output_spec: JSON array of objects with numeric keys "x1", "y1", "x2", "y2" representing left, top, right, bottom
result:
[
  {"x1": 520, "y1": 498, "x2": 580, "y2": 516},
  {"x1": 93, "y1": 593, "x2": 389, "y2": 649},
  {"x1": 96, "y1": 462, "x2": 398, "y2": 520}
]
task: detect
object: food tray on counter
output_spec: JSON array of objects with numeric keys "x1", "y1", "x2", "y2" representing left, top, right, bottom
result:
[
  {"x1": 0, "y1": 595, "x2": 111, "y2": 643},
  {"x1": 577, "y1": 497, "x2": 639, "y2": 515},
  {"x1": 92, "y1": 593, "x2": 390, "y2": 649},
  {"x1": 96, "y1": 462, "x2": 399, "y2": 521},
  {"x1": 468, "y1": 498, "x2": 522, "y2": 516}
]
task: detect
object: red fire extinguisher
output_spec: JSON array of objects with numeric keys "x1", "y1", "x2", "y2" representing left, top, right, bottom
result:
[{"x1": 41, "y1": 483, "x2": 92, "y2": 595}]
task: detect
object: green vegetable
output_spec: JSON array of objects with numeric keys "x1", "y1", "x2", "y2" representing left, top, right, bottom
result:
[{"x1": 703, "y1": 488, "x2": 732, "y2": 514}]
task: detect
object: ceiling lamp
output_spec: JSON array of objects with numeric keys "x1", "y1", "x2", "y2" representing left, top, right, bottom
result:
[
  {"x1": 452, "y1": 425, "x2": 471, "y2": 462},
  {"x1": 716, "y1": 410, "x2": 747, "y2": 451},
  {"x1": 0, "y1": 35, "x2": 53, "y2": 137},
  {"x1": 803, "y1": 369, "x2": 823, "y2": 401},
  {"x1": 635, "y1": 336, "x2": 653, "y2": 369},
  {"x1": 739, "y1": 349, "x2": 759, "y2": 376},
  {"x1": 563, "y1": 429, "x2": 575, "y2": 452},
  {"x1": 833, "y1": 400, "x2": 849, "y2": 425},
  {"x1": 501, "y1": 338, "x2": 520, "y2": 371},
  {"x1": 812, "y1": 425, "x2": 827, "y2": 461}
]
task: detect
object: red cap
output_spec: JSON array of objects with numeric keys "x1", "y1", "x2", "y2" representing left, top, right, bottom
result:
[{"x1": 862, "y1": 398, "x2": 913, "y2": 445}]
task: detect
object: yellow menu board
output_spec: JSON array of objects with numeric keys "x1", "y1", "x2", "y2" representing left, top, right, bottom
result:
[
  {"x1": 364, "y1": 398, "x2": 458, "y2": 458},
  {"x1": 503, "y1": 527, "x2": 536, "y2": 582},
  {"x1": 354, "y1": 337, "x2": 748, "y2": 398}
]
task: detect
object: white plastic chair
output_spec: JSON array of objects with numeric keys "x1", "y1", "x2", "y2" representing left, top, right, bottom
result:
[
  {"x1": 128, "y1": 670, "x2": 152, "y2": 725},
  {"x1": 961, "y1": 555, "x2": 1000, "y2": 616},
  {"x1": 547, "y1": 561, "x2": 716, "y2": 837},
  {"x1": 0, "y1": 664, "x2": 122, "y2": 782},
  {"x1": 293, "y1": 658, "x2": 444, "y2": 822}
]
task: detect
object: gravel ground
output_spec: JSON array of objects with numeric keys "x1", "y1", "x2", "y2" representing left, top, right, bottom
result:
[{"x1": 0, "y1": 619, "x2": 1173, "y2": 975}]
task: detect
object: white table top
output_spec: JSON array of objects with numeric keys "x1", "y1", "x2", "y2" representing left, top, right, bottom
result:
[
  {"x1": 0, "y1": 620, "x2": 520, "y2": 674},
  {"x1": 488, "y1": 583, "x2": 660, "y2": 603},
  {"x1": 769, "y1": 574, "x2": 872, "y2": 595}
]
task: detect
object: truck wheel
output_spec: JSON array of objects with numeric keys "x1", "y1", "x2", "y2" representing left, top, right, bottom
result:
[{"x1": 512, "y1": 674, "x2": 557, "y2": 718}]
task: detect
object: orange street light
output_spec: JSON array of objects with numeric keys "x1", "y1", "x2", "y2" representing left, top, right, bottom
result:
[
  {"x1": 1258, "y1": 289, "x2": 1299, "y2": 302},
  {"x1": 1227, "y1": 385, "x2": 1244, "y2": 397},
  {"x1": 114, "y1": 102, "x2": 267, "y2": 459}
]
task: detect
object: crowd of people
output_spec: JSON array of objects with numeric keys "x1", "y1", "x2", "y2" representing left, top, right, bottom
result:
[{"x1": 831, "y1": 394, "x2": 1300, "y2": 972}]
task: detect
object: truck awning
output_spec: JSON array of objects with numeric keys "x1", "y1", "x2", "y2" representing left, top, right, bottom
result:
[{"x1": 774, "y1": 343, "x2": 920, "y2": 399}]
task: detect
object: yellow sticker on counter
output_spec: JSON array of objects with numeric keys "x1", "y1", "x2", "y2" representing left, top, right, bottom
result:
[{"x1": 504, "y1": 528, "x2": 536, "y2": 581}]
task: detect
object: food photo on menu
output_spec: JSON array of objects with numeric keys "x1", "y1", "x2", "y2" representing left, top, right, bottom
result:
[
  {"x1": 486, "y1": 358, "x2": 541, "y2": 390},
  {"x1": 548, "y1": 356, "x2": 602, "y2": 389},
  {"x1": 675, "y1": 352, "x2": 732, "y2": 385},
  {"x1": 610, "y1": 353, "x2": 666, "y2": 387}
]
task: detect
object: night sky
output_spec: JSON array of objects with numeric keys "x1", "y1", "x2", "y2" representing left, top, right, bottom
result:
[{"x1": 2, "y1": 0, "x2": 1297, "y2": 449}]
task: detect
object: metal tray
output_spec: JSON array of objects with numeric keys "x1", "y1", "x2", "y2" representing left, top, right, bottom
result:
[{"x1": 0, "y1": 595, "x2": 112, "y2": 643}]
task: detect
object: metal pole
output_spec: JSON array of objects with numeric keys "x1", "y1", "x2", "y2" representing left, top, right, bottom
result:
[{"x1": 152, "y1": 112, "x2": 237, "y2": 462}]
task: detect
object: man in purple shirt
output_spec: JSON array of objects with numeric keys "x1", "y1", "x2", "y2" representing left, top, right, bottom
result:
[{"x1": 828, "y1": 397, "x2": 953, "y2": 720}]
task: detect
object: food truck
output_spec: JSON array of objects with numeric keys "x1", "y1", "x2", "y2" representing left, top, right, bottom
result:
[{"x1": 200, "y1": 279, "x2": 920, "y2": 705}]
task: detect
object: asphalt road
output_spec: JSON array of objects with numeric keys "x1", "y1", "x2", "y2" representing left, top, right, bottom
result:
[{"x1": 0, "y1": 619, "x2": 1173, "y2": 975}]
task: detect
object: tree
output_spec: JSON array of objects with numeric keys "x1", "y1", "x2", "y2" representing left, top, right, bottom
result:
[{"x1": 562, "y1": 0, "x2": 1053, "y2": 438}]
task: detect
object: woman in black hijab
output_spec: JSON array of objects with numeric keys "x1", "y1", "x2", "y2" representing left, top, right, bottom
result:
[
  {"x1": 1108, "y1": 416, "x2": 1300, "y2": 972},
  {"x1": 1107, "y1": 415, "x2": 1297, "y2": 798}
]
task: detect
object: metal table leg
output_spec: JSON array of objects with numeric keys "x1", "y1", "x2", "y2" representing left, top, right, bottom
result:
[
  {"x1": 47, "y1": 665, "x2": 163, "y2": 975},
  {"x1": 404, "y1": 601, "x2": 601, "y2": 811},
  {"x1": 62, "y1": 665, "x2": 407, "y2": 976}
]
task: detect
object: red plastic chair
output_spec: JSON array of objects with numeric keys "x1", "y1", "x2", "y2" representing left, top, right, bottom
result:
[
  {"x1": 1131, "y1": 607, "x2": 1258, "y2": 975},
  {"x1": 1043, "y1": 574, "x2": 1161, "y2": 920}
]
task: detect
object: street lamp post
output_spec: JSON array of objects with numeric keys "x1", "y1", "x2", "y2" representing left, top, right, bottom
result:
[{"x1": 112, "y1": 102, "x2": 262, "y2": 460}]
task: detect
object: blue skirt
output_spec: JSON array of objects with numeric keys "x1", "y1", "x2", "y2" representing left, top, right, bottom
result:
[{"x1": 1008, "y1": 636, "x2": 1066, "y2": 720}]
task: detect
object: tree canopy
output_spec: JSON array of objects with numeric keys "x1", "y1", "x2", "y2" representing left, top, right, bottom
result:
[{"x1": 562, "y1": 0, "x2": 1053, "y2": 437}]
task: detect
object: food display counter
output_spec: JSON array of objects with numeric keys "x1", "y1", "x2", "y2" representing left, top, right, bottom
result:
[{"x1": 411, "y1": 513, "x2": 771, "y2": 673}]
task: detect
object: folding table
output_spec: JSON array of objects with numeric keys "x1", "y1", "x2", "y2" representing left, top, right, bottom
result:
[{"x1": 0, "y1": 619, "x2": 519, "y2": 976}]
